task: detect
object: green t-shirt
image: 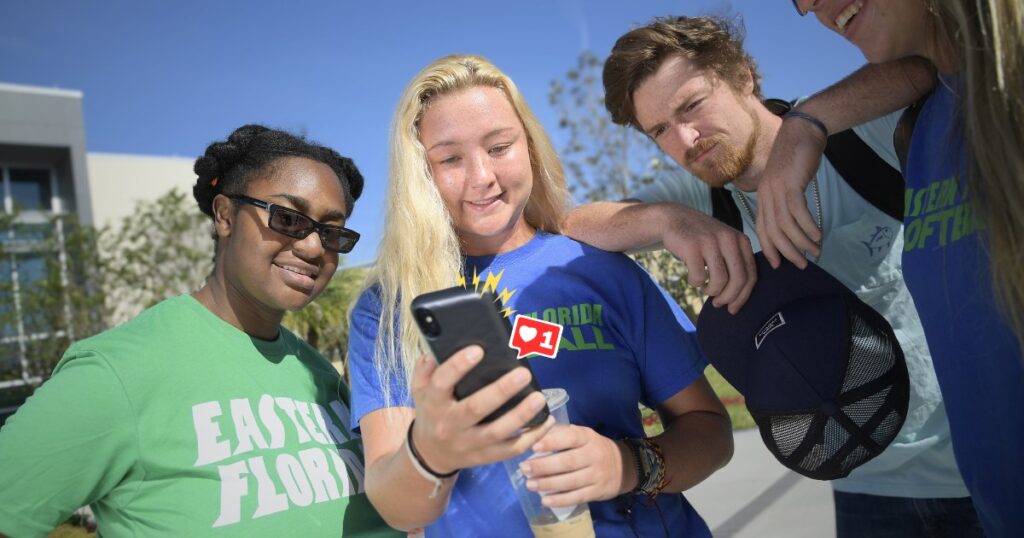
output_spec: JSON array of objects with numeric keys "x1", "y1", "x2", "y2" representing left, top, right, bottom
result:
[{"x1": 0, "y1": 295, "x2": 400, "y2": 537}]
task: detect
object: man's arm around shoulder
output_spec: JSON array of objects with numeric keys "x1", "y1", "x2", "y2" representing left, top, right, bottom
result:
[{"x1": 563, "y1": 200, "x2": 756, "y2": 313}]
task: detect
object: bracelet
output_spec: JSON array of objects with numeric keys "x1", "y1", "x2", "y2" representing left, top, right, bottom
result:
[
  {"x1": 643, "y1": 439, "x2": 668, "y2": 502},
  {"x1": 783, "y1": 110, "x2": 830, "y2": 138},
  {"x1": 405, "y1": 419, "x2": 458, "y2": 498},
  {"x1": 624, "y1": 438, "x2": 668, "y2": 503}
]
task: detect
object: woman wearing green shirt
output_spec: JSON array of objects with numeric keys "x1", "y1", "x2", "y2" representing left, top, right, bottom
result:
[{"x1": 0, "y1": 125, "x2": 399, "y2": 537}]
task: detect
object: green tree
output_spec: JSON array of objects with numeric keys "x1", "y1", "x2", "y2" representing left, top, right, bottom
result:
[
  {"x1": 283, "y1": 266, "x2": 367, "y2": 380},
  {"x1": 99, "y1": 188, "x2": 214, "y2": 325},
  {"x1": 0, "y1": 213, "x2": 108, "y2": 417},
  {"x1": 20, "y1": 215, "x2": 109, "y2": 377},
  {"x1": 549, "y1": 51, "x2": 704, "y2": 318}
]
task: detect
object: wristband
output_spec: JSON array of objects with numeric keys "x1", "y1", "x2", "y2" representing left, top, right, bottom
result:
[
  {"x1": 406, "y1": 419, "x2": 458, "y2": 498},
  {"x1": 624, "y1": 437, "x2": 668, "y2": 503},
  {"x1": 783, "y1": 110, "x2": 830, "y2": 138}
]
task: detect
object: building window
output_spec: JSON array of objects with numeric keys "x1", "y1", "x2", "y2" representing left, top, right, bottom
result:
[
  {"x1": 0, "y1": 165, "x2": 63, "y2": 395},
  {"x1": 8, "y1": 168, "x2": 54, "y2": 212}
]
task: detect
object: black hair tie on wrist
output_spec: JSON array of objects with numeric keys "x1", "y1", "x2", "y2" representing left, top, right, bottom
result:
[{"x1": 407, "y1": 419, "x2": 459, "y2": 479}]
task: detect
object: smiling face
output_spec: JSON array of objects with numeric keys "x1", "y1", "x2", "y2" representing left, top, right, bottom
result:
[
  {"x1": 214, "y1": 156, "x2": 346, "y2": 314},
  {"x1": 633, "y1": 54, "x2": 761, "y2": 188},
  {"x1": 418, "y1": 85, "x2": 535, "y2": 256},
  {"x1": 803, "y1": 0, "x2": 933, "y2": 63}
]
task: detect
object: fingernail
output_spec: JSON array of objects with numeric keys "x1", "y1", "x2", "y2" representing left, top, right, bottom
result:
[
  {"x1": 466, "y1": 346, "x2": 483, "y2": 363},
  {"x1": 512, "y1": 367, "x2": 530, "y2": 385},
  {"x1": 526, "y1": 480, "x2": 538, "y2": 490},
  {"x1": 531, "y1": 392, "x2": 546, "y2": 410},
  {"x1": 520, "y1": 462, "x2": 531, "y2": 476}
]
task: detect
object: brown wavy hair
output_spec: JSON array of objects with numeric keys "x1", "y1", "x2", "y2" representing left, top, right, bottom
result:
[{"x1": 603, "y1": 15, "x2": 762, "y2": 130}]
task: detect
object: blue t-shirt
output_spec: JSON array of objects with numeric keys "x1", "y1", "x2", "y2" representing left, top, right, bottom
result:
[
  {"x1": 349, "y1": 232, "x2": 712, "y2": 537},
  {"x1": 901, "y1": 74, "x2": 1024, "y2": 536}
]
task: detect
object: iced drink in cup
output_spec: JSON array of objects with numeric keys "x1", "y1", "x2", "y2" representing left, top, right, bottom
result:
[{"x1": 503, "y1": 388, "x2": 596, "y2": 538}]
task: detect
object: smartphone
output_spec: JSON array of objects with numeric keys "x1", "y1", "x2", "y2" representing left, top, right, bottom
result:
[{"x1": 411, "y1": 286, "x2": 549, "y2": 427}]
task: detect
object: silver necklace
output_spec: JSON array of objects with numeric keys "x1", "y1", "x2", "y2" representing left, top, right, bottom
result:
[{"x1": 735, "y1": 176, "x2": 824, "y2": 256}]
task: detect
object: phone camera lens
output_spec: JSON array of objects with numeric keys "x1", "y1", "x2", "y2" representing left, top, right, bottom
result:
[{"x1": 414, "y1": 308, "x2": 442, "y2": 338}]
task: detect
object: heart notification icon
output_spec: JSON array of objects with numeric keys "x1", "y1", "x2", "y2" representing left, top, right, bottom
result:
[{"x1": 509, "y1": 315, "x2": 563, "y2": 359}]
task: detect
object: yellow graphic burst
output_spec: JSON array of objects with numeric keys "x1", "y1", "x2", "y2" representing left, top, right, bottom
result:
[{"x1": 459, "y1": 267, "x2": 517, "y2": 318}]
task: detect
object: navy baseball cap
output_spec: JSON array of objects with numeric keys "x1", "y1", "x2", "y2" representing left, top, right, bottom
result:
[{"x1": 697, "y1": 253, "x2": 909, "y2": 480}]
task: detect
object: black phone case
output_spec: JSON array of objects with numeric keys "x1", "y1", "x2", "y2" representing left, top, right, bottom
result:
[{"x1": 411, "y1": 286, "x2": 549, "y2": 427}]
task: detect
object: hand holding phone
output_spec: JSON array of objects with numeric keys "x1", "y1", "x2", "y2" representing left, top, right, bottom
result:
[
  {"x1": 405, "y1": 345, "x2": 553, "y2": 477},
  {"x1": 411, "y1": 286, "x2": 549, "y2": 427}
]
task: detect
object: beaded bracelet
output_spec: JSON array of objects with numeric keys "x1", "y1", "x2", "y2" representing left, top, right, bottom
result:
[
  {"x1": 624, "y1": 438, "x2": 668, "y2": 503},
  {"x1": 405, "y1": 419, "x2": 458, "y2": 498},
  {"x1": 783, "y1": 109, "x2": 830, "y2": 138}
]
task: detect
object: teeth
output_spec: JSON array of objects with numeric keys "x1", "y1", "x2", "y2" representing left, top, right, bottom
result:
[
  {"x1": 836, "y1": 1, "x2": 863, "y2": 33},
  {"x1": 277, "y1": 264, "x2": 315, "y2": 278}
]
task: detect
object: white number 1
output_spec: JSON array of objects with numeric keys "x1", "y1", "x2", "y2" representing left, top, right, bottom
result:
[{"x1": 540, "y1": 331, "x2": 554, "y2": 350}]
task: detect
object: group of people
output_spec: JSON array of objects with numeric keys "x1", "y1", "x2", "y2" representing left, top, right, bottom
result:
[{"x1": 0, "y1": 1, "x2": 1021, "y2": 537}]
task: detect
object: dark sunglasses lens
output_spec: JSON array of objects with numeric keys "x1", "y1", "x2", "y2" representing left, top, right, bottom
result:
[
  {"x1": 320, "y1": 228, "x2": 359, "y2": 253},
  {"x1": 270, "y1": 208, "x2": 312, "y2": 237}
]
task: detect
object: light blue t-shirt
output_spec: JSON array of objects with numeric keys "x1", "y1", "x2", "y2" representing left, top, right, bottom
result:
[
  {"x1": 349, "y1": 232, "x2": 713, "y2": 537},
  {"x1": 900, "y1": 74, "x2": 1024, "y2": 536},
  {"x1": 633, "y1": 111, "x2": 968, "y2": 499}
]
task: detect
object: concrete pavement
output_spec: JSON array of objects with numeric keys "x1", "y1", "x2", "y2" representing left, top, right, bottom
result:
[{"x1": 685, "y1": 428, "x2": 836, "y2": 537}]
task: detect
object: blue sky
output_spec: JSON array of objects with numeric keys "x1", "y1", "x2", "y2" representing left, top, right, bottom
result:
[{"x1": 0, "y1": 0, "x2": 865, "y2": 266}]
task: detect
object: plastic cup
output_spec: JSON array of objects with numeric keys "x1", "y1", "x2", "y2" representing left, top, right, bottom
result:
[{"x1": 503, "y1": 388, "x2": 596, "y2": 538}]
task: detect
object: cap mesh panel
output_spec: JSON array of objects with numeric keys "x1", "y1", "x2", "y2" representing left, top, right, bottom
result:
[
  {"x1": 769, "y1": 414, "x2": 815, "y2": 457},
  {"x1": 823, "y1": 416, "x2": 850, "y2": 459},
  {"x1": 798, "y1": 418, "x2": 849, "y2": 471},
  {"x1": 756, "y1": 303, "x2": 908, "y2": 479},
  {"x1": 841, "y1": 313, "x2": 896, "y2": 392},
  {"x1": 870, "y1": 410, "x2": 902, "y2": 445},
  {"x1": 842, "y1": 387, "x2": 891, "y2": 427},
  {"x1": 841, "y1": 446, "x2": 871, "y2": 472}
]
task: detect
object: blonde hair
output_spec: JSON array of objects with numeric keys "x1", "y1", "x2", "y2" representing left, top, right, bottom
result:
[
  {"x1": 362, "y1": 54, "x2": 570, "y2": 401},
  {"x1": 932, "y1": 0, "x2": 1024, "y2": 347}
]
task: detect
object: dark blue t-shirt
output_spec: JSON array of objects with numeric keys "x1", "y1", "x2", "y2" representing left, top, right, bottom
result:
[
  {"x1": 901, "y1": 74, "x2": 1024, "y2": 535},
  {"x1": 348, "y1": 232, "x2": 712, "y2": 537}
]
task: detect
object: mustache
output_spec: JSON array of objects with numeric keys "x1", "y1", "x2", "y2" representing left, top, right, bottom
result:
[{"x1": 685, "y1": 136, "x2": 725, "y2": 164}]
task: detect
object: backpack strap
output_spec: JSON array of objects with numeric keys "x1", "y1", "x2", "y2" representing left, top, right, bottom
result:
[
  {"x1": 822, "y1": 129, "x2": 905, "y2": 222},
  {"x1": 710, "y1": 186, "x2": 744, "y2": 232}
]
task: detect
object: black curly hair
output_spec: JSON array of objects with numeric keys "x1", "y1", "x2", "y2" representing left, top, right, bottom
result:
[{"x1": 192, "y1": 124, "x2": 364, "y2": 219}]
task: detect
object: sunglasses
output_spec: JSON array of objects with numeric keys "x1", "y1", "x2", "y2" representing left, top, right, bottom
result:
[{"x1": 228, "y1": 195, "x2": 360, "y2": 254}]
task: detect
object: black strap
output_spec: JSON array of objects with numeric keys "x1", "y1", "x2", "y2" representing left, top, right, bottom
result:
[
  {"x1": 707, "y1": 98, "x2": 906, "y2": 227},
  {"x1": 710, "y1": 186, "x2": 744, "y2": 232},
  {"x1": 822, "y1": 129, "x2": 905, "y2": 222}
]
